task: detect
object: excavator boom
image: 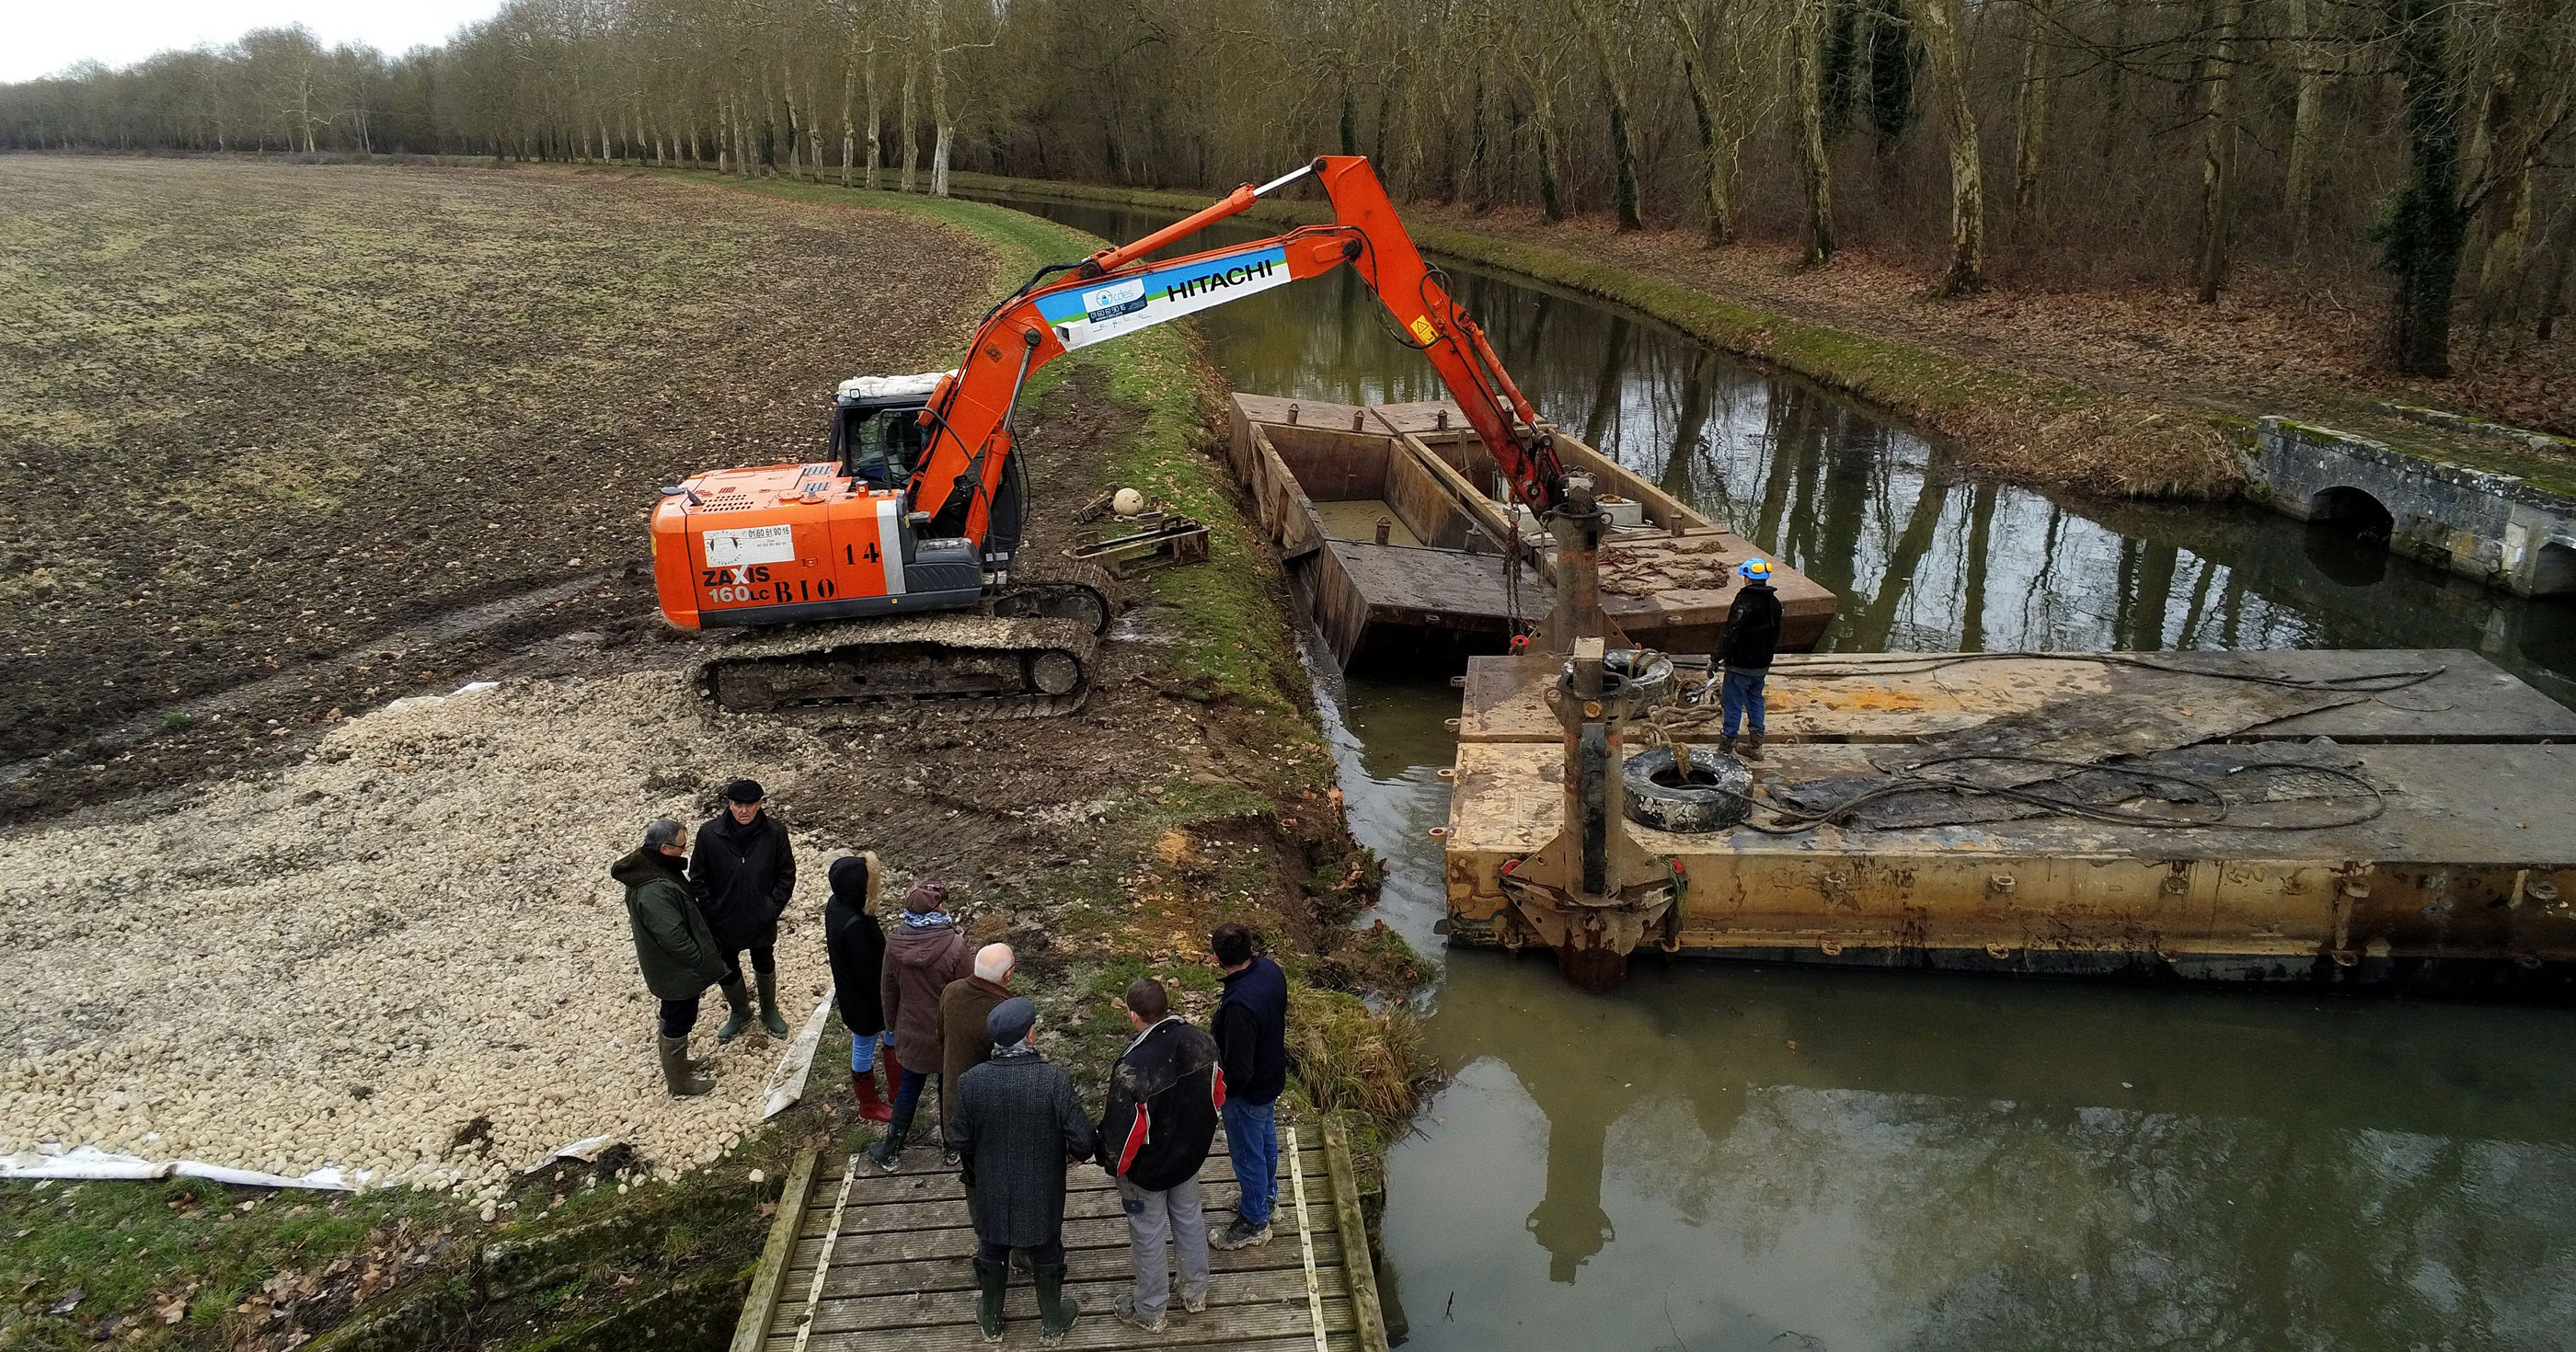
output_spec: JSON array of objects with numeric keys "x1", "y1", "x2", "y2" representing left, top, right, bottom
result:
[{"x1": 910, "y1": 155, "x2": 1566, "y2": 544}]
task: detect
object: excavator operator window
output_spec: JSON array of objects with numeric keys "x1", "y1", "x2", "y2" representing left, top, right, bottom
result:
[{"x1": 834, "y1": 403, "x2": 932, "y2": 490}]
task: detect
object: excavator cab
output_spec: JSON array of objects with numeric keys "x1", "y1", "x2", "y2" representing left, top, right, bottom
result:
[{"x1": 831, "y1": 372, "x2": 945, "y2": 490}]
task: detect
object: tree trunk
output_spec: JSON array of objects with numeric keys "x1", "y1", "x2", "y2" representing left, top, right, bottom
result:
[
  {"x1": 1660, "y1": 0, "x2": 1736, "y2": 246},
  {"x1": 1794, "y1": 0, "x2": 1836, "y2": 264},
  {"x1": 2195, "y1": 0, "x2": 2243, "y2": 304},
  {"x1": 2283, "y1": 0, "x2": 2326, "y2": 260},
  {"x1": 864, "y1": 46, "x2": 880, "y2": 189},
  {"x1": 2011, "y1": 0, "x2": 2054, "y2": 225},
  {"x1": 1569, "y1": 0, "x2": 1644, "y2": 230},
  {"x1": 928, "y1": 0, "x2": 951, "y2": 197},
  {"x1": 2375, "y1": 0, "x2": 2467, "y2": 375},
  {"x1": 900, "y1": 53, "x2": 917, "y2": 192},
  {"x1": 841, "y1": 52, "x2": 858, "y2": 188},
  {"x1": 1909, "y1": 0, "x2": 1983, "y2": 292},
  {"x1": 2535, "y1": 191, "x2": 2575, "y2": 343},
  {"x1": 783, "y1": 81, "x2": 806, "y2": 180}
]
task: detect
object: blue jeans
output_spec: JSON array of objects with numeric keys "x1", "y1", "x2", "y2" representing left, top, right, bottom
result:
[
  {"x1": 1720, "y1": 667, "x2": 1767, "y2": 738},
  {"x1": 892, "y1": 1065, "x2": 930, "y2": 1117},
  {"x1": 1222, "y1": 1099, "x2": 1278, "y2": 1227},
  {"x1": 849, "y1": 1029, "x2": 882, "y2": 1072}
]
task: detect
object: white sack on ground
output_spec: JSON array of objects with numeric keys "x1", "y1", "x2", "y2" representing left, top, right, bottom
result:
[{"x1": 0, "y1": 672, "x2": 845, "y2": 1197}]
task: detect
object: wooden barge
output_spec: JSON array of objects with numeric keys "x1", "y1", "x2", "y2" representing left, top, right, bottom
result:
[
  {"x1": 1222, "y1": 393, "x2": 1836, "y2": 670},
  {"x1": 1443, "y1": 648, "x2": 2576, "y2": 998}
]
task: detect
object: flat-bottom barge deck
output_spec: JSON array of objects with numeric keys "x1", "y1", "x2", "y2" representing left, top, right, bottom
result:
[{"x1": 1444, "y1": 648, "x2": 2576, "y2": 998}]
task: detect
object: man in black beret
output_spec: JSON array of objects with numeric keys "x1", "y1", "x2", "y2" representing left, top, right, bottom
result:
[{"x1": 692, "y1": 778, "x2": 796, "y2": 1040}]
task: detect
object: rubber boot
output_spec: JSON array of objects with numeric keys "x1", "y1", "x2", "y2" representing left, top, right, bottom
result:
[
  {"x1": 658, "y1": 1035, "x2": 715, "y2": 1097},
  {"x1": 1035, "y1": 1261, "x2": 1080, "y2": 1346},
  {"x1": 850, "y1": 1067, "x2": 893, "y2": 1123},
  {"x1": 972, "y1": 1256, "x2": 1009, "y2": 1344},
  {"x1": 716, "y1": 978, "x2": 754, "y2": 1042},
  {"x1": 1743, "y1": 732, "x2": 1765, "y2": 761},
  {"x1": 868, "y1": 1074, "x2": 915, "y2": 1172},
  {"x1": 1719, "y1": 734, "x2": 1738, "y2": 756},
  {"x1": 755, "y1": 968, "x2": 790, "y2": 1037}
]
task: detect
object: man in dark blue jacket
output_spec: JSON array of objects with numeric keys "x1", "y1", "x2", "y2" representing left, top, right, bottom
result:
[
  {"x1": 1206, "y1": 922, "x2": 1287, "y2": 1251},
  {"x1": 1096, "y1": 979, "x2": 1221, "y2": 1332}
]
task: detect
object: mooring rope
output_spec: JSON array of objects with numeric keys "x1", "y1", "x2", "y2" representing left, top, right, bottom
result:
[
  {"x1": 1284, "y1": 1126, "x2": 1328, "y2": 1352},
  {"x1": 789, "y1": 1154, "x2": 864, "y2": 1352}
]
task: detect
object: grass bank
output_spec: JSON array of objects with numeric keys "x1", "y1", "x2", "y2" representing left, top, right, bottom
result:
[{"x1": 5, "y1": 164, "x2": 1427, "y2": 1351}]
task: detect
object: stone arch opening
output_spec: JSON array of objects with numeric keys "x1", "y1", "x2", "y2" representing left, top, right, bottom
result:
[
  {"x1": 2308, "y1": 486, "x2": 2395, "y2": 543},
  {"x1": 2535, "y1": 539, "x2": 2576, "y2": 597}
]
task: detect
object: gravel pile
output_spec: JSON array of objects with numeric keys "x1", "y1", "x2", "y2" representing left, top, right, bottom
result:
[{"x1": 0, "y1": 674, "x2": 852, "y2": 1200}]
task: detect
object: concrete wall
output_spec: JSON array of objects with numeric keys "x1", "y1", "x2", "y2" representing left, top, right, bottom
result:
[{"x1": 2239, "y1": 418, "x2": 2576, "y2": 597}]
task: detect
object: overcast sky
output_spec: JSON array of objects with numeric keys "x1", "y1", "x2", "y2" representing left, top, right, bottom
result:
[{"x1": 4, "y1": 0, "x2": 505, "y2": 83}]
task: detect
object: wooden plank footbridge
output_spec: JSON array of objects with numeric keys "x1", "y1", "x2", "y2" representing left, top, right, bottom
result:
[{"x1": 732, "y1": 1120, "x2": 1390, "y2": 1352}]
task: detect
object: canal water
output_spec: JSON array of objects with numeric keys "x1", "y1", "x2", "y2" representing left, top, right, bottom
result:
[{"x1": 981, "y1": 190, "x2": 2576, "y2": 1350}]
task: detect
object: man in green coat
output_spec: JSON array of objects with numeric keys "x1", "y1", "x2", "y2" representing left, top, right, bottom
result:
[{"x1": 614, "y1": 818, "x2": 730, "y2": 1097}]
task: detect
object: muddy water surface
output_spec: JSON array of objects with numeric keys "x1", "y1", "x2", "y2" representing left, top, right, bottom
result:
[{"x1": 991, "y1": 191, "x2": 2576, "y2": 1350}]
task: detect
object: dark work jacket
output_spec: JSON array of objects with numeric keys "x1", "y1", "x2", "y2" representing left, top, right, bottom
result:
[
  {"x1": 613, "y1": 849, "x2": 727, "y2": 1001},
  {"x1": 1097, "y1": 1016, "x2": 1224, "y2": 1192},
  {"x1": 692, "y1": 809, "x2": 795, "y2": 952},
  {"x1": 948, "y1": 1047, "x2": 1098, "y2": 1248},
  {"x1": 822, "y1": 894, "x2": 887, "y2": 1037},
  {"x1": 1213, "y1": 957, "x2": 1289, "y2": 1107},
  {"x1": 1719, "y1": 580, "x2": 1783, "y2": 670}
]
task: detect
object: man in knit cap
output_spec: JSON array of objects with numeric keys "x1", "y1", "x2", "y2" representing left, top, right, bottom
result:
[
  {"x1": 870, "y1": 877, "x2": 970, "y2": 1170},
  {"x1": 949, "y1": 996, "x2": 1095, "y2": 1347},
  {"x1": 822, "y1": 852, "x2": 892, "y2": 1123}
]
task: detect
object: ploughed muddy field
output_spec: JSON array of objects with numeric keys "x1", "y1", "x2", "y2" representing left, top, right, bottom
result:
[
  {"x1": 0, "y1": 162, "x2": 1408, "y2": 1346},
  {"x1": 0, "y1": 158, "x2": 984, "y2": 820}
]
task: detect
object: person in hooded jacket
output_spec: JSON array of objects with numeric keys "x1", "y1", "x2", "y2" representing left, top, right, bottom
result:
[
  {"x1": 614, "y1": 818, "x2": 729, "y2": 1098},
  {"x1": 1096, "y1": 978, "x2": 1222, "y2": 1332},
  {"x1": 822, "y1": 852, "x2": 892, "y2": 1123},
  {"x1": 692, "y1": 778, "x2": 797, "y2": 1040},
  {"x1": 869, "y1": 877, "x2": 971, "y2": 1170}
]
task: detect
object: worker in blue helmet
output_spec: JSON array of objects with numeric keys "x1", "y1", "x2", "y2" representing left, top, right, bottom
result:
[{"x1": 1716, "y1": 557, "x2": 1782, "y2": 758}]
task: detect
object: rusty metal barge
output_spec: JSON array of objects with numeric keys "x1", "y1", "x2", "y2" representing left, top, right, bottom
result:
[
  {"x1": 1442, "y1": 647, "x2": 2576, "y2": 998},
  {"x1": 1223, "y1": 393, "x2": 1837, "y2": 670}
]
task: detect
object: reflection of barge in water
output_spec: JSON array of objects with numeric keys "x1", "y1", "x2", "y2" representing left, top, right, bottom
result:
[{"x1": 1222, "y1": 393, "x2": 1836, "y2": 670}]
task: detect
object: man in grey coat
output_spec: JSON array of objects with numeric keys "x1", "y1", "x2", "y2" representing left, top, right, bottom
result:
[{"x1": 948, "y1": 996, "x2": 1096, "y2": 1347}]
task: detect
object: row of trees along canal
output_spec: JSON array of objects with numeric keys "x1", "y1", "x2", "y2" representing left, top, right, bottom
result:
[{"x1": 4, "y1": 0, "x2": 2571, "y2": 379}]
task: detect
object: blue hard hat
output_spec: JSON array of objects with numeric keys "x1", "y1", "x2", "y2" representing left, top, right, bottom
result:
[{"x1": 1738, "y1": 557, "x2": 1771, "y2": 580}]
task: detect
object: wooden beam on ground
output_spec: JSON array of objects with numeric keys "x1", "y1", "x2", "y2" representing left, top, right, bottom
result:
[{"x1": 731, "y1": 1148, "x2": 820, "y2": 1352}]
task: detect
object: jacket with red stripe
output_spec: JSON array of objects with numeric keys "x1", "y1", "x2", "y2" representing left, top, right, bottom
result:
[{"x1": 1095, "y1": 1015, "x2": 1224, "y2": 1192}]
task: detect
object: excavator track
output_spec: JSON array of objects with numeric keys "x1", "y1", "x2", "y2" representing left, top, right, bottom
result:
[{"x1": 697, "y1": 613, "x2": 1101, "y2": 724}]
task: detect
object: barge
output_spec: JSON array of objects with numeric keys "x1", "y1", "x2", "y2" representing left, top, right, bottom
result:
[
  {"x1": 1443, "y1": 647, "x2": 2576, "y2": 997},
  {"x1": 1222, "y1": 393, "x2": 1837, "y2": 670}
]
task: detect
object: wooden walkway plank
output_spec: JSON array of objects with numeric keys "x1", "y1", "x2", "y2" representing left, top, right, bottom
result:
[
  {"x1": 810, "y1": 1151, "x2": 1321, "y2": 1218},
  {"x1": 786, "y1": 1217, "x2": 1347, "y2": 1270},
  {"x1": 779, "y1": 1299, "x2": 1361, "y2": 1351},
  {"x1": 769, "y1": 1267, "x2": 1353, "y2": 1337},
  {"x1": 799, "y1": 1155, "x2": 1324, "y2": 1240},
  {"x1": 781, "y1": 1240, "x2": 1325, "y2": 1300}
]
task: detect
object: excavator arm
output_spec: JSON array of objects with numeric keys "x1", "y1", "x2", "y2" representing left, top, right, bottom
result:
[{"x1": 910, "y1": 155, "x2": 1567, "y2": 546}]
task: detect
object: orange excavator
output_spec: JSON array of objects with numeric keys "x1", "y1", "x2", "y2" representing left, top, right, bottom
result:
[{"x1": 650, "y1": 155, "x2": 1568, "y2": 718}]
